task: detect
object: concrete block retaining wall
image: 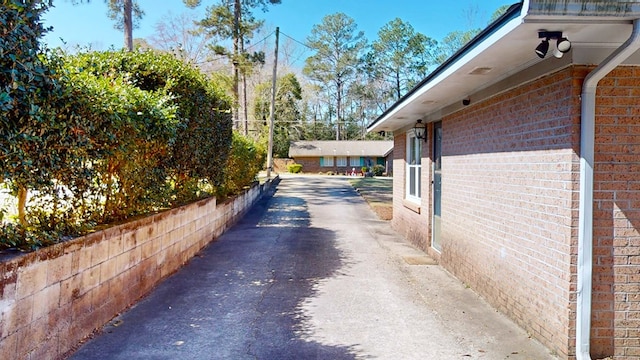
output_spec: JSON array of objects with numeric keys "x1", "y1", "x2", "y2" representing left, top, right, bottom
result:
[{"x1": 0, "y1": 178, "x2": 277, "y2": 360}]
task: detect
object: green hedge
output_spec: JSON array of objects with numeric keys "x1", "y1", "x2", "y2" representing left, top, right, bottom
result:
[
  {"x1": 220, "y1": 132, "x2": 266, "y2": 197},
  {"x1": 287, "y1": 164, "x2": 303, "y2": 173},
  {"x1": 0, "y1": 2, "x2": 264, "y2": 251},
  {"x1": 372, "y1": 164, "x2": 385, "y2": 176},
  {"x1": 60, "y1": 50, "x2": 233, "y2": 206}
]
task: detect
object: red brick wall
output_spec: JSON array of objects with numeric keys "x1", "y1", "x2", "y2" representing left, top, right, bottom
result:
[
  {"x1": 291, "y1": 157, "x2": 321, "y2": 173},
  {"x1": 391, "y1": 132, "x2": 434, "y2": 254},
  {"x1": 591, "y1": 66, "x2": 640, "y2": 360},
  {"x1": 392, "y1": 67, "x2": 582, "y2": 358},
  {"x1": 293, "y1": 156, "x2": 361, "y2": 174},
  {"x1": 440, "y1": 68, "x2": 581, "y2": 358},
  {"x1": 389, "y1": 64, "x2": 640, "y2": 359},
  {"x1": 292, "y1": 156, "x2": 386, "y2": 175}
]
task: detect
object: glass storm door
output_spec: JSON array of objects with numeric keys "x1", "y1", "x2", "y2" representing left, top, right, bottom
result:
[{"x1": 432, "y1": 121, "x2": 442, "y2": 252}]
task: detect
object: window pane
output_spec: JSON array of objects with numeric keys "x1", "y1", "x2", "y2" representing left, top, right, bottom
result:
[
  {"x1": 406, "y1": 131, "x2": 422, "y2": 201},
  {"x1": 416, "y1": 167, "x2": 421, "y2": 197},
  {"x1": 409, "y1": 136, "x2": 422, "y2": 165},
  {"x1": 409, "y1": 167, "x2": 416, "y2": 196},
  {"x1": 434, "y1": 172, "x2": 441, "y2": 216},
  {"x1": 409, "y1": 137, "x2": 416, "y2": 164},
  {"x1": 324, "y1": 157, "x2": 334, "y2": 167}
]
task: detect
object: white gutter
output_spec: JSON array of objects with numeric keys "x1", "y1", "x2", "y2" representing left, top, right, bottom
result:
[{"x1": 577, "y1": 19, "x2": 640, "y2": 360}]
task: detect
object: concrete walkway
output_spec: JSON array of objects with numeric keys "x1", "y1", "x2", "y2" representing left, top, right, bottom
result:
[{"x1": 67, "y1": 175, "x2": 556, "y2": 360}]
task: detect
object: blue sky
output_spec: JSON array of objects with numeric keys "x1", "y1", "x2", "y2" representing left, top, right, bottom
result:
[{"x1": 43, "y1": 0, "x2": 514, "y2": 52}]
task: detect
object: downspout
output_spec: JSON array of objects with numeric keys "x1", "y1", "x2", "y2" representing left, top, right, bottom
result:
[{"x1": 577, "y1": 19, "x2": 640, "y2": 360}]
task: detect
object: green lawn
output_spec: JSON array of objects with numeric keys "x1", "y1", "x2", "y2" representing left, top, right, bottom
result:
[{"x1": 348, "y1": 177, "x2": 393, "y2": 220}]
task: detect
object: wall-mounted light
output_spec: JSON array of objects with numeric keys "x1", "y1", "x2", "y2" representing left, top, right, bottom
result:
[
  {"x1": 413, "y1": 119, "x2": 426, "y2": 141},
  {"x1": 535, "y1": 31, "x2": 571, "y2": 59},
  {"x1": 554, "y1": 37, "x2": 571, "y2": 58},
  {"x1": 535, "y1": 39, "x2": 550, "y2": 58}
]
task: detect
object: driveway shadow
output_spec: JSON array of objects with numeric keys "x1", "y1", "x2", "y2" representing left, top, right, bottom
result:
[{"x1": 68, "y1": 184, "x2": 364, "y2": 359}]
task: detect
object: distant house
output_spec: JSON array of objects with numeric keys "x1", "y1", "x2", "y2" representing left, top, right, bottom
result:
[
  {"x1": 367, "y1": 1, "x2": 640, "y2": 359},
  {"x1": 288, "y1": 140, "x2": 393, "y2": 175}
]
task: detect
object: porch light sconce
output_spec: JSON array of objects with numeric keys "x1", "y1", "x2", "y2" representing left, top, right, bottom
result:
[
  {"x1": 413, "y1": 119, "x2": 426, "y2": 141},
  {"x1": 535, "y1": 31, "x2": 571, "y2": 59}
]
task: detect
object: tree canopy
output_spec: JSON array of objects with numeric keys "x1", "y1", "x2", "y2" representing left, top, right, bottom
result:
[
  {"x1": 186, "y1": 0, "x2": 282, "y2": 134},
  {"x1": 303, "y1": 13, "x2": 367, "y2": 141},
  {"x1": 369, "y1": 18, "x2": 438, "y2": 104},
  {"x1": 254, "y1": 73, "x2": 303, "y2": 157},
  {"x1": 59, "y1": 1, "x2": 507, "y2": 146}
]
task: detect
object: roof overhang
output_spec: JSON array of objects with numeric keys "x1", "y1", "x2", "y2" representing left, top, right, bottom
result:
[
  {"x1": 288, "y1": 140, "x2": 394, "y2": 157},
  {"x1": 367, "y1": 0, "x2": 640, "y2": 133}
]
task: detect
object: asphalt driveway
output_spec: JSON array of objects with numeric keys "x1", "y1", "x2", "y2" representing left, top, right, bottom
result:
[{"x1": 67, "y1": 174, "x2": 556, "y2": 360}]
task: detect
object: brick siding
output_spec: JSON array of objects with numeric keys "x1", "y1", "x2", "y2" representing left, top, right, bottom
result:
[
  {"x1": 591, "y1": 66, "x2": 640, "y2": 360},
  {"x1": 391, "y1": 132, "x2": 434, "y2": 255},
  {"x1": 393, "y1": 67, "x2": 582, "y2": 358},
  {"x1": 292, "y1": 156, "x2": 386, "y2": 175},
  {"x1": 391, "y1": 64, "x2": 640, "y2": 359},
  {"x1": 441, "y1": 67, "x2": 580, "y2": 358}
]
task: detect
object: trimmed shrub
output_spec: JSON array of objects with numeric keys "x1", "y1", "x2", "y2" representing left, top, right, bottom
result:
[
  {"x1": 0, "y1": 3, "x2": 263, "y2": 252},
  {"x1": 287, "y1": 164, "x2": 303, "y2": 173},
  {"x1": 220, "y1": 132, "x2": 266, "y2": 197},
  {"x1": 373, "y1": 164, "x2": 385, "y2": 176},
  {"x1": 1, "y1": 47, "x2": 237, "y2": 250}
]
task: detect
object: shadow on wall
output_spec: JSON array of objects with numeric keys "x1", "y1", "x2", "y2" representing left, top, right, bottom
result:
[{"x1": 590, "y1": 156, "x2": 640, "y2": 358}]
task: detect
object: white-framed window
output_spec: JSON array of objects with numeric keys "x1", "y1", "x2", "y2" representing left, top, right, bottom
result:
[
  {"x1": 406, "y1": 130, "x2": 422, "y2": 202},
  {"x1": 336, "y1": 156, "x2": 347, "y2": 167},
  {"x1": 321, "y1": 156, "x2": 334, "y2": 167},
  {"x1": 349, "y1": 157, "x2": 362, "y2": 167}
]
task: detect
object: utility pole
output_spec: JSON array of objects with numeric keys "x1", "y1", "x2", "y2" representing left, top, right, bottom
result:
[{"x1": 266, "y1": 27, "x2": 279, "y2": 178}]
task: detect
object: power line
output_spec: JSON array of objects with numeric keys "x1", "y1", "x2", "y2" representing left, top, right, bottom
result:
[
  {"x1": 245, "y1": 30, "x2": 276, "y2": 51},
  {"x1": 206, "y1": 29, "x2": 312, "y2": 66},
  {"x1": 279, "y1": 31, "x2": 312, "y2": 50}
]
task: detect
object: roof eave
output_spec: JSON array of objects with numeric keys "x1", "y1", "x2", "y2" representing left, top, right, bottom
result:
[{"x1": 366, "y1": 2, "x2": 525, "y2": 133}]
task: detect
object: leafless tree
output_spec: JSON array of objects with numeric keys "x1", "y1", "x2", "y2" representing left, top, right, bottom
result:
[{"x1": 149, "y1": 12, "x2": 212, "y2": 66}]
